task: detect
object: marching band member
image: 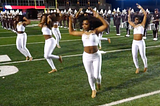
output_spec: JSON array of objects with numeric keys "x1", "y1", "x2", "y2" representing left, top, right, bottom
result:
[
  {"x1": 143, "y1": 9, "x2": 151, "y2": 39},
  {"x1": 63, "y1": 9, "x2": 68, "y2": 28},
  {"x1": 124, "y1": 9, "x2": 131, "y2": 37},
  {"x1": 106, "y1": 9, "x2": 112, "y2": 34},
  {"x1": 115, "y1": 8, "x2": 121, "y2": 35},
  {"x1": 112, "y1": 8, "x2": 116, "y2": 27},
  {"x1": 152, "y1": 8, "x2": 160, "y2": 41},
  {"x1": 59, "y1": 10, "x2": 64, "y2": 28}
]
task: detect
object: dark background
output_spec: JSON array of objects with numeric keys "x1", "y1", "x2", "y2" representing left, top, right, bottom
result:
[{"x1": 106, "y1": 0, "x2": 160, "y2": 12}]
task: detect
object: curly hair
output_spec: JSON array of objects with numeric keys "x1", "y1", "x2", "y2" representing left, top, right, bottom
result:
[
  {"x1": 14, "y1": 15, "x2": 25, "y2": 28},
  {"x1": 40, "y1": 14, "x2": 51, "y2": 29},
  {"x1": 49, "y1": 13, "x2": 61, "y2": 22},
  {"x1": 40, "y1": 14, "x2": 48, "y2": 23},
  {"x1": 134, "y1": 15, "x2": 143, "y2": 24},
  {"x1": 78, "y1": 15, "x2": 103, "y2": 30},
  {"x1": 15, "y1": 15, "x2": 24, "y2": 22}
]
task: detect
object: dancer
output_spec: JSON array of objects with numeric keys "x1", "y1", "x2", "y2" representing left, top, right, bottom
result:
[
  {"x1": 69, "y1": 7, "x2": 109, "y2": 98},
  {"x1": 14, "y1": 15, "x2": 33, "y2": 61},
  {"x1": 128, "y1": 4, "x2": 147, "y2": 74},
  {"x1": 38, "y1": 14, "x2": 62, "y2": 73},
  {"x1": 50, "y1": 8, "x2": 63, "y2": 48},
  {"x1": 98, "y1": 32, "x2": 111, "y2": 49}
]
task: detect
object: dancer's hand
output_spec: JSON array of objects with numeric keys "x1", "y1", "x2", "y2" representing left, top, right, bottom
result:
[
  {"x1": 56, "y1": 8, "x2": 60, "y2": 13},
  {"x1": 78, "y1": 8, "x2": 83, "y2": 12},
  {"x1": 69, "y1": 15, "x2": 73, "y2": 20},
  {"x1": 128, "y1": 8, "x2": 131, "y2": 16},
  {"x1": 136, "y1": 3, "x2": 142, "y2": 9},
  {"x1": 88, "y1": 7, "x2": 99, "y2": 18}
]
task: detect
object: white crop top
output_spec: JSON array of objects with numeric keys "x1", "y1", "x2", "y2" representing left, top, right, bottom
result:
[
  {"x1": 82, "y1": 33, "x2": 99, "y2": 47},
  {"x1": 16, "y1": 22, "x2": 25, "y2": 32},
  {"x1": 42, "y1": 26, "x2": 52, "y2": 35},
  {"x1": 133, "y1": 25, "x2": 144, "y2": 35}
]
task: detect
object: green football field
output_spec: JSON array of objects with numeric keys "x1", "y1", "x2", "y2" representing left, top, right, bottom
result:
[{"x1": 0, "y1": 20, "x2": 160, "y2": 106}]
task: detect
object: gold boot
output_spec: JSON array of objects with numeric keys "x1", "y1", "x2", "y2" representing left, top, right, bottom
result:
[
  {"x1": 135, "y1": 68, "x2": 139, "y2": 74},
  {"x1": 57, "y1": 45, "x2": 61, "y2": 48},
  {"x1": 97, "y1": 84, "x2": 101, "y2": 91},
  {"x1": 26, "y1": 56, "x2": 29, "y2": 61},
  {"x1": 108, "y1": 38, "x2": 111, "y2": 43},
  {"x1": 59, "y1": 56, "x2": 63, "y2": 63},
  {"x1": 144, "y1": 68, "x2": 147, "y2": 72},
  {"x1": 48, "y1": 69, "x2": 57, "y2": 73},
  {"x1": 29, "y1": 57, "x2": 33, "y2": 61},
  {"x1": 91, "y1": 90, "x2": 96, "y2": 98}
]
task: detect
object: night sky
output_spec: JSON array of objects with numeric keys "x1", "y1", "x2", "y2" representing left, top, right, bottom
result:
[{"x1": 106, "y1": 0, "x2": 160, "y2": 12}]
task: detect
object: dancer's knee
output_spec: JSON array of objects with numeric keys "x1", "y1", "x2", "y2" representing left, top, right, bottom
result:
[
  {"x1": 44, "y1": 54, "x2": 49, "y2": 59},
  {"x1": 16, "y1": 46, "x2": 21, "y2": 51}
]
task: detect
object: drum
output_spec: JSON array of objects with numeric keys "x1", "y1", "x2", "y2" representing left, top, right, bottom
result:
[
  {"x1": 148, "y1": 23, "x2": 156, "y2": 30},
  {"x1": 147, "y1": 24, "x2": 151, "y2": 30},
  {"x1": 120, "y1": 22, "x2": 127, "y2": 28}
]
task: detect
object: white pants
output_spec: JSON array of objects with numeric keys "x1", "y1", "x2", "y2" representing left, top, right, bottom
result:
[
  {"x1": 132, "y1": 39, "x2": 147, "y2": 69},
  {"x1": 52, "y1": 27, "x2": 61, "y2": 47},
  {"x1": 83, "y1": 51, "x2": 102, "y2": 90},
  {"x1": 98, "y1": 32, "x2": 108, "y2": 48},
  {"x1": 16, "y1": 33, "x2": 32, "y2": 57},
  {"x1": 44, "y1": 37, "x2": 59, "y2": 70}
]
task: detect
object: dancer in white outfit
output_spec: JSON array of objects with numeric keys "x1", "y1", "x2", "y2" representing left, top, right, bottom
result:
[
  {"x1": 98, "y1": 32, "x2": 111, "y2": 49},
  {"x1": 50, "y1": 8, "x2": 62, "y2": 48},
  {"x1": 38, "y1": 14, "x2": 62, "y2": 73},
  {"x1": 128, "y1": 4, "x2": 147, "y2": 74},
  {"x1": 69, "y1": 7, "x2": 109, "y2": 98},
  {"x1": 14, "y1": 15, "x2": 32, "y2": 61}
]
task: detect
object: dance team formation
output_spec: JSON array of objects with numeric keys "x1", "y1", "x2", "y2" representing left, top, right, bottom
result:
[{"x1": 1, "y1": 3, "x2": 159, "y2": 98}]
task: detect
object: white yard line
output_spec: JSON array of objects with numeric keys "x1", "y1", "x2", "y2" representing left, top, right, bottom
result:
[{"x1": 100, "y1": 90, "x2": 160, "y2": 106}]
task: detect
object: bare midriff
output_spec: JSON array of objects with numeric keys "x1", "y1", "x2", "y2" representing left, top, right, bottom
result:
[
  {"x1": 17, "y1": 31, "x2": 24, "y2": 34},
  {"x1": 84, "y1": 46, "x2": 98, "y2": 54},
  {"x1": 134, "y1": 34, "x2": 143, "y2": 40},
  {"x1": 43, "y1": 35, "x2": 52, "y2": 40}
]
